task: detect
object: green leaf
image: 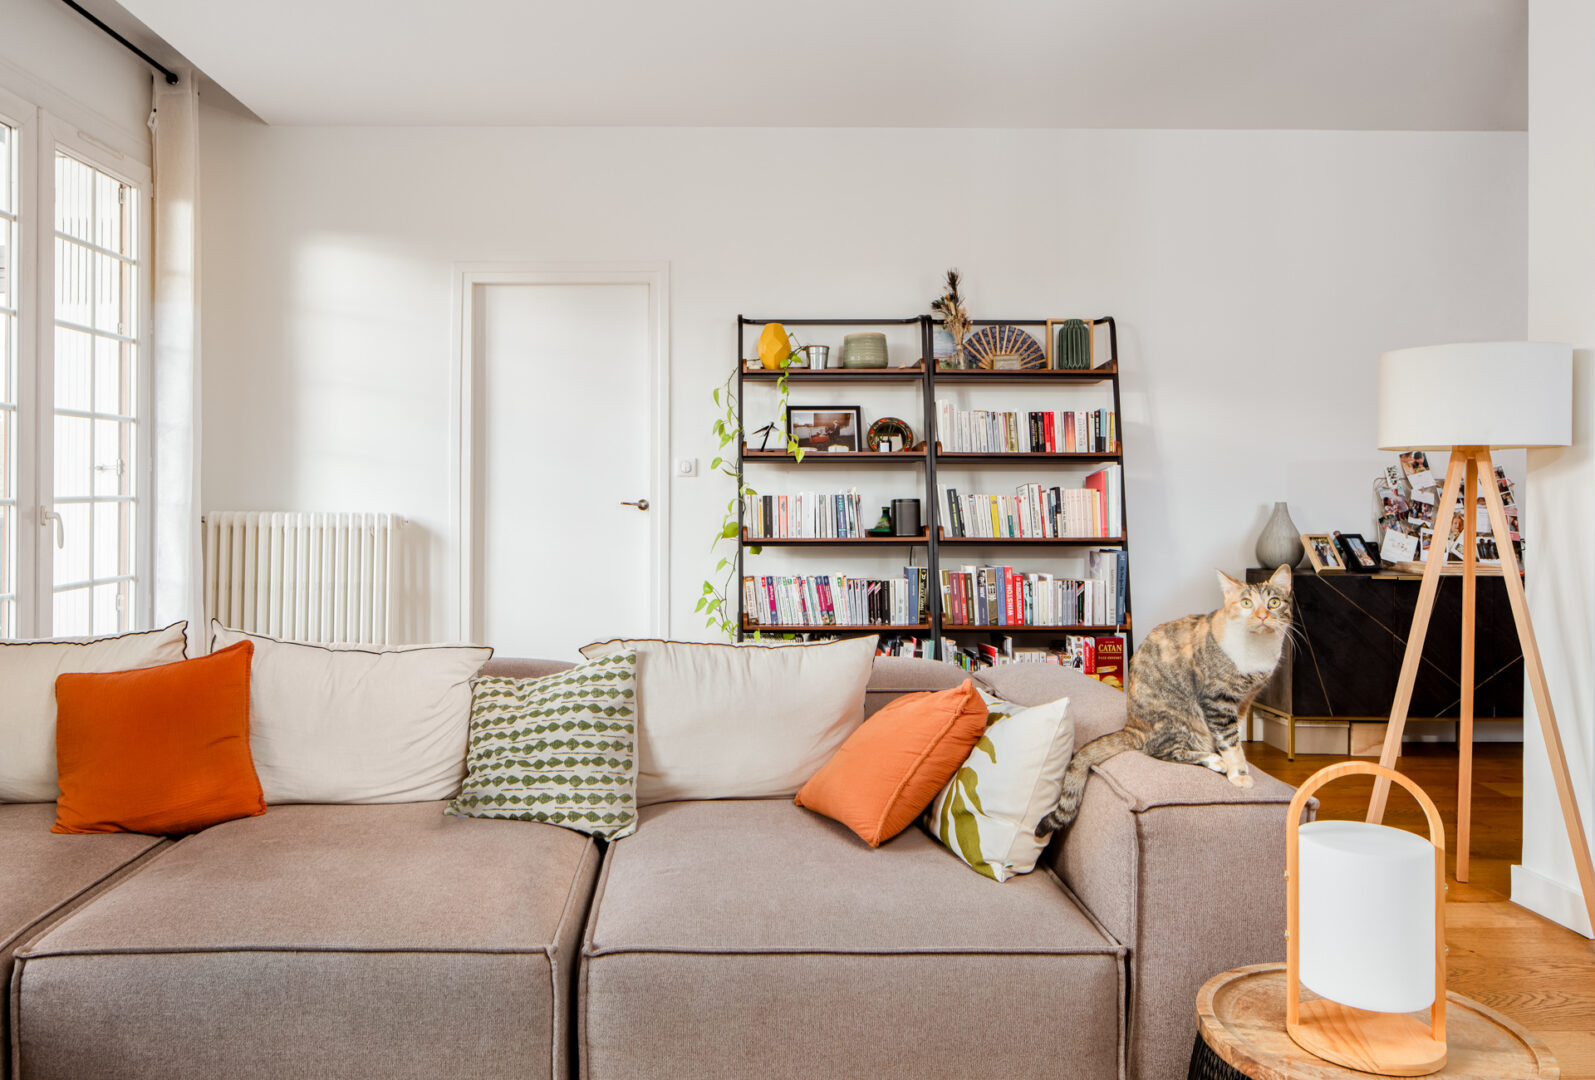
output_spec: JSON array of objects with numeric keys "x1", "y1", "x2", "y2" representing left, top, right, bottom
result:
[
  {"x1": 710, "y1": 457, "x2": 722, "y2": 470},
  {"x1": 719, "y1": 522, "x2": 738, "y2": 539},
  {"x1": 749, "y1": 545, "x2": 763, "y2": 556},
  {"x1": 702, "y1": 581, "x2": 714, "y2": 594},
  {"x1": 975, "y1": 735, "x2": 997, "y2": 763},
  {"x1": 716, "y1": 558, "x2": 728, "y2": 571},
  {"x1": 793, "y1": 445, "x2": 806, "y2": 463},
  {"x1": 695, "y1": 598, "x2": 707, "y2": 612},
  {"x1": 712, "y1": 388, "x2": 720, "y2": 406},
  {"x1": 705, "y1": 598, "x2": 721, "y2": 614}
]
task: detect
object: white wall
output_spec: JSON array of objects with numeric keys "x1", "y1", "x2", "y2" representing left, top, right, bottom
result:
[
  {"x1": 197, "y1": 115, "x2": 1526, "y2": 652},
  {"x1": 1519, "y1": 0, "x2": 1595, "y2": 937},
  {"x1": 0, "y1": 0, "x2": 151, "y2": 157}
]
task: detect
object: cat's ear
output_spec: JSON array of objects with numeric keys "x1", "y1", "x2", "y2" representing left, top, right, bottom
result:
[
  {"x1": 1216, "y1": 570, "x2": 1243, "y2": 601},
  {"x1": 1269, "y1": 564, "x2": 1294, "y2": 593}
]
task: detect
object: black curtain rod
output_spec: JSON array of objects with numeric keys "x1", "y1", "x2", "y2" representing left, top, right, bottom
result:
[{"x1": 57, "y1": 0, "x2": 180, "y2": 85}]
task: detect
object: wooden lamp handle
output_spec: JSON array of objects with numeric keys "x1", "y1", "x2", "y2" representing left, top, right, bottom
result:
[{"x1": 1286, "y1": 762, "x2": 1447, "y2": 1042}]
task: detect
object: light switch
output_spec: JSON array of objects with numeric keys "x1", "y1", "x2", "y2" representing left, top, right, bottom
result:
[{"x1": 676, "y1": 457, "x2": 698, "y2": 477}]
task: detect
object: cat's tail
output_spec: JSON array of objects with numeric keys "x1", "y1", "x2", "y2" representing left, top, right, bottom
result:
[{"x1": 1035, "y1": 727, "x2": 1146, "y2": 837}]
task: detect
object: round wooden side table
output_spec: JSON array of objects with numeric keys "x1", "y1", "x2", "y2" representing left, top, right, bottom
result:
[{"x1": 1192, "y1": 964, "x2": 1558, "y2": 1080}]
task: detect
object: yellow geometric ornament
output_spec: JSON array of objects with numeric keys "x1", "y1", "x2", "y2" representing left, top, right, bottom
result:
[{"x1": 758, "y1": 322, "x2": 794, "y2": 370}]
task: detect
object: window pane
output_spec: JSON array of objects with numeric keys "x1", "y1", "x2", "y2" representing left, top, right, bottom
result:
[
  {"x1": 91, "y1": 581, "x2": 118, "y2": 635},
  {"x1": 93, "y1": 419, "x2": 129, "y2": 496},
  {"x1": 53, "y1": 586, "x2": 88, "y2": 636},
  {"x1": 92, "y1": 499, "x2": 123, "y2": 579},
  {"x1": 0, "y1": 123, "x2": 12, "y2": 638},
  {"x1": 55, "y1": 326, "x2": 92, "y2": 412},
  {"x1": 53, "y1": 414, "x2": 90, "y2": 498},
  {"x1": 94, "y1": 335, "x2": 121, "y2": 413},
  {"x1": 54, "y1": 502, "x2": 88, "y2": 585}
]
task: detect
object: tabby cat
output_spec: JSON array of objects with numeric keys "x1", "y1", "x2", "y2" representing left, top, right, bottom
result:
[{"x1": 1037, "y1": 564, "x2": 1293, "y2": 836}]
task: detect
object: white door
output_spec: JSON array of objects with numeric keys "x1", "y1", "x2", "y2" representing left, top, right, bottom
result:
[{"x1": 473, "y1": 281, "x2": 655, "y2": 658}]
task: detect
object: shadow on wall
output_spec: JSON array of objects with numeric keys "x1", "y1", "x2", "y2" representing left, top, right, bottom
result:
[{"x1": 391, "y1": 520, "x2": 433, "y2": 645}]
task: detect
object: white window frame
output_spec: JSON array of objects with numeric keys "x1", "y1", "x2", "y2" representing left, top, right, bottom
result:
[{"x1": 0, "y1": 79, "x2": 153, "y2": 639}]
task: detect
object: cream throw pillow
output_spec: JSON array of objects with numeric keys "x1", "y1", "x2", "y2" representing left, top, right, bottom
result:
[
  {"x1": 0, "y1": 622, "x2": 189, "y2": 803},
  {"x1": 579, "y1": 636, "x2": 877, "y2": 804},
  {"x1": 211, "y1": 623, "x2": 491, "y2": 804},
  {"x1": 924, "y1": 689, "x2": 1073, "y2": 881}
]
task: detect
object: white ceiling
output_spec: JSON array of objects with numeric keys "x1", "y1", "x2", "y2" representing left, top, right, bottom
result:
[{"x1": 111, "y1": 0, "x2": 1526, "y2": 129}]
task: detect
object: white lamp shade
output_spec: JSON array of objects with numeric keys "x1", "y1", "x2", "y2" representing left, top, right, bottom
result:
[
  {"x1": 1378, "y1": 341, "x2": 1572, "y2": 450},
  {"x1": 1297, "y1": 820, "x2": 1436, "y2": 1014}
]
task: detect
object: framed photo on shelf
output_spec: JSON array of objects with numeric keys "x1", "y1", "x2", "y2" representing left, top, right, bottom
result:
[
  {"x1": 1302, "y1": 533, "x2": 1344, "y2": 574},
  {"x1": 786, "y1": 406, "x2": 863, "y2": 453},
  {"x1": 1333, "y1": 531, "x2": 1379, "y2": 573}
]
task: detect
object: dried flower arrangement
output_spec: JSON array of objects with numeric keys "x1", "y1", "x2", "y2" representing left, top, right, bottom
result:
[{"x1": 930, "y1": 268, "x2": 972, "y2": 368}]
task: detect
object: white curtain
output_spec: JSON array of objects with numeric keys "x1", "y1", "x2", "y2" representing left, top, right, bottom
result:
[{"x1": 149, "y1": 73, "x2": 203, "y2": 639}]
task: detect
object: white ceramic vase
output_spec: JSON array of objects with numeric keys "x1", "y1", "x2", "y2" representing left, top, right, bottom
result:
[{"x1": 1256, "y1": 501, "x2": 1304, "y2": 568}]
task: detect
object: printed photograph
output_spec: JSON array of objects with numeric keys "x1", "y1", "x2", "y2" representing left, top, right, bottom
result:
[{"x1": 786, "y1": 406, "x2": 863, "y2": 452}]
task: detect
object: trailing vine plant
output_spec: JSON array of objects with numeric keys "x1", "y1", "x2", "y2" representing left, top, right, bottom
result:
[{"x1": 698, "y1": 348, "x2": 805, "y2": 639}]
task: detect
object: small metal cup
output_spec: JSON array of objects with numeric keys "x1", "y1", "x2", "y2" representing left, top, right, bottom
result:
[{"x1": 800, "y1": 345, "x2": 830, "y2": 368}]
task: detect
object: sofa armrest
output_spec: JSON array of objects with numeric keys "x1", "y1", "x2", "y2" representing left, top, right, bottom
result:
[{"x1": 1049, "y1": 753, "x2": 1310, "y2": 1080}]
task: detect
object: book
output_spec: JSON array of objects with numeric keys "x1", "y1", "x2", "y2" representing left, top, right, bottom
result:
[{"x1": 934, "y1": 402, "x2": 1119, "y2": 454}]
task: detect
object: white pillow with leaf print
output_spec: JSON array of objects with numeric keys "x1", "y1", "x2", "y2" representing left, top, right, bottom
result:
[{"x1": 923, "y1": 689, "x2": 1072, "y2": 882}]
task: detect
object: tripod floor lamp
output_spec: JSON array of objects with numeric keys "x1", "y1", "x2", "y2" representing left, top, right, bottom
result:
[{"x1": 1366, "y1": 341, "x2": 1595, "y2": 935}]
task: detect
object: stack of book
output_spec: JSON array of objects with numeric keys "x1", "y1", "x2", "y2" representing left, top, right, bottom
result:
[
  {"x1": 744, "y1": 492, "x2": 865, "y2": 539},
  {"x1": 743, "y1": 568, "x2": 931, "y2": 627},
  {"x1": 938, "y1": 469, "x2": 1123, "y2": 539},
  {"x1": 938, "y1": 632, "x2": 1126, "y2": 683},
  {"x1": 940, "y1": 552, "x2": 1126, "y2": 627},
  {"x1": 935, "y1": 402, "x2": 1117, "y2": 454},
  {"x1": 875, "y1": 636, "x2": 937, "y2": 659}
]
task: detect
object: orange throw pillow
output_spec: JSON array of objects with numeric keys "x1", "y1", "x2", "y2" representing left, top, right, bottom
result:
[
  {"x1": 795, "y1": 678, "x2": 988, "y2": 847},
  {"x1": 53, "y1": 641, "x2": 265, "y2": 835}
]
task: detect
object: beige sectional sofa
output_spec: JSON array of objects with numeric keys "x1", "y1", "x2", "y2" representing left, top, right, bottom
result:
[{"x1": 5, "y1": 656, "x2": 1302, "y2": 1080}]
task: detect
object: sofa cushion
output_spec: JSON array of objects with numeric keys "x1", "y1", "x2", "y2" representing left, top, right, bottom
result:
[
  {"x1": 0, "y1": 804, "x2": 167, "y2": 1080},
  {"x1": 210, "y1": 623, "x2": 493, "y2": 805},
  {"x1": 448, "y1": 651, "x2": 640, "y2": 839},
  {"x1": 976, "y1": 662, "x2": 1127, "y2": 744},
  {"x1": 579, "y1": 636, "x2": 877, "y2": 805},
  {"x1": 580, "y1": 800, "x2": 1126, "y2": 1080},
  {"x1": 12, "y1": 802, "x2": 598, "y2": 1080},
  {"x1": 53, "y1": 642, "x2": 265, "y2": 836},
  {"x1": 0, "y1": 622, "x2": 189, "y2": 803}
]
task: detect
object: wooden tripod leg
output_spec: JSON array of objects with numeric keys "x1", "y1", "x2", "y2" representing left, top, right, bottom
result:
[
  {"x1": 1369, "y1": 451, "x2": 1467, "y2": 825},
  {"x1": 1458, "y1": 455, "x2": 1478, "y2": 883},
  {"x1": 1477, "y1": 448, "x2": 1595, "y2": 935}
]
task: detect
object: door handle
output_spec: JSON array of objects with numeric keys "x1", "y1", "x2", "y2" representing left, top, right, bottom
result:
[
  {"x1": 620, "y1": 499, "x2": 650, "y2": 512},
  {"x1": 40, "y1": 508, "x2": 64, "y2": 549}
]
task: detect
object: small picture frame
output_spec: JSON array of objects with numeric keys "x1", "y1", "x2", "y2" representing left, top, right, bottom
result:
[
  {"x1": 1334, "y1": 531, "x2": 1380, "y2": 573},
  {"x1": 786, "y1": 405, "x2": 863, "y2": 453},
  {"x1": 1302, "y1": 533, "x2": 1344, "y2": 574}
]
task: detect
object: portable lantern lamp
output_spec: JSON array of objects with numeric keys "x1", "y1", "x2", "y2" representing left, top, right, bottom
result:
[{"x1": 1286, "y1": 762, "x2": 1447, "y2": 1076}]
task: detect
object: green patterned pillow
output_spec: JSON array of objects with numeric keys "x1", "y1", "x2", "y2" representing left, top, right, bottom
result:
[
  {"x1": 446, "y1": 652, "x2": 639, "y2": 839},
  {"x1": 923, "y1": 689, "x2": 1072, "y2": 881}
]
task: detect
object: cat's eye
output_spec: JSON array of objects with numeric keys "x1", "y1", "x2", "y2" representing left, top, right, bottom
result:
[
  {"x1": 1241, "y1": 599, "x2": 1252, "y2": 608},
  {"x1": 1268, "y1": 598, "x2": 1282, "y2": 609}
]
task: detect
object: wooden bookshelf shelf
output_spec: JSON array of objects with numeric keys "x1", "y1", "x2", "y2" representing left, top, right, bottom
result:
[
  {"x1": 942, "y1": 623, "x2": 1130, "y2": 634},
  {"x1": 932, "y1": 364, "x2": 1118, "y2": 385},
  {"x1": 741, "y1": 447, "x2": 928, "y2": 465},
  {"x1": 936, "y1": 451, "x2": 1122, "y2": 466},
  {"x1": 740, "y1": 362, "x2": 927, "y2": 383},
  {"x1": 742, "y1": 622, "x2": 932, "y2": 634},
  {"x1": 938, "y1": 535, "x2": 1127, "y2": 547},
  {"x1": 733, "y1": 312, "x2": 1134, "y2": 663},
  {"x1": 742, "y1": 531, "x2": 930, "y2": 546}
]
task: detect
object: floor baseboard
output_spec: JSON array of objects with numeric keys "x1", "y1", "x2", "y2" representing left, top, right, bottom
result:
[{"x1": 1511, "y1": 862, "x2": 1594, "y2": 938}]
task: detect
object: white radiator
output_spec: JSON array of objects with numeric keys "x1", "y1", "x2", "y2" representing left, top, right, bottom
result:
[{"x1": 202, "y1": 512, "x2": 401, "y2": 645}]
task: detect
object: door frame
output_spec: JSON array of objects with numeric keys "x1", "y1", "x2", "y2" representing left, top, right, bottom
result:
[{"x1": 450, "y1": 262, "x2": 671, "y2": 646}]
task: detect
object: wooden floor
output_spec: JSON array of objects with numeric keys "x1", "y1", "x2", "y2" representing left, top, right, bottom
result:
[{"x1": 1248, "y1": 740, "x2": 1595, "y2": 1078}]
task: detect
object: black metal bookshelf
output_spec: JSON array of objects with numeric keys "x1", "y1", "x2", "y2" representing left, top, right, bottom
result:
[{"x1": 733, "y1": 314, "x2": 1134, "y2": 661}]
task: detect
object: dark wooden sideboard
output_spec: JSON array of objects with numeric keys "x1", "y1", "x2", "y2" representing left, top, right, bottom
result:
[{"x1": 1244, "y1": 567, "x2": 1524, "y2": 757}]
